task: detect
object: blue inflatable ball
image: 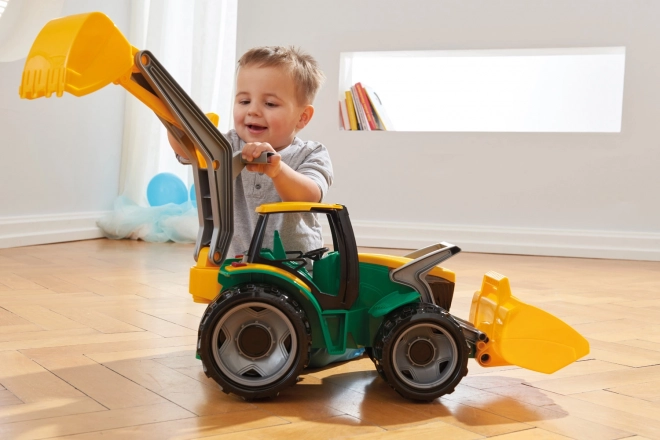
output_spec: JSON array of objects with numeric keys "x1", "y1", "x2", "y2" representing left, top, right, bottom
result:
[
  {"x1": 189, "y1": 184, "x2": 197, "y2": 208},
  {"x1": 146, "y1": 172, "x2": 188, "y2": 206}
]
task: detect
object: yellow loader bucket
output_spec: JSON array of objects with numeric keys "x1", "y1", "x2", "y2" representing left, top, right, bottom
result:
[
  {"x1": 19, "y1": 12, "x2": 179, "y2": 128},
  {"x1": 469, "y1": 271, "x2": 589, "y2": 374}
]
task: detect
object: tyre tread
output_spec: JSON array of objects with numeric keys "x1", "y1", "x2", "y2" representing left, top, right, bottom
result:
[
  {"x1": 373, "y1": 303, "x2": 468, "y2": 402},
  {"x1": 197, "y1": 283, "x2": 311, "y2": 400}
]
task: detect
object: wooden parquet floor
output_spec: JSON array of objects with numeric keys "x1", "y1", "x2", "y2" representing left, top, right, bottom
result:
[{"x1": 0, "y1": 238, "x2": 658, "y2": 439}]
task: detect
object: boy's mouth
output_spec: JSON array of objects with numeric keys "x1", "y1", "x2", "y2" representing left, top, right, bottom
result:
[{"x1": 246, "y1": 124, "x2": 267, "y2": 134}]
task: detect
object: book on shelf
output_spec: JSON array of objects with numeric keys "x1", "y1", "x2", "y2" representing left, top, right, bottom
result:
[
  {"x1": 340, "y1": 82, "x2": 392, "y2": 131},
  {"x1": 355, "y1": 82, "x2": 378, "y2": 130},
  {"x1": 350, "y1": 85, "x2": 370, "y2": 130},
  {"x1": 339, "y1": 99, "x2": 350, "y2": 130},
  {"x1": 364, "y1": 85, "x2": 394, "y2": 131},
  {"x1": 344, "y1": 91, "x2": 358, "y2": 130}
]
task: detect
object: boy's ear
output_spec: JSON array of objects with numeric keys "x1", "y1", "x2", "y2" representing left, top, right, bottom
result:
[{"x1": 296, "y1": 105, "x2": 315, "y2": 129}]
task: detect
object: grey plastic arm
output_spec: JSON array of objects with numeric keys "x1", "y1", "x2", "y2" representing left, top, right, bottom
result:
[
  {"x1": 134, "y1": 50, "x2": 234, "y2": 265},
  {"x1": 390, "y1": 242, "x2": 461, "y2": 304}
]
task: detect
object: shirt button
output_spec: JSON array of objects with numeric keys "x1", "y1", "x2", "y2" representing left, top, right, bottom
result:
[
  {"x1": 255, "y1": 184, "x2": 262, "y2": 190},
  {"x1": 258, "y1": 172, "x2": 264, "y2": 176}
]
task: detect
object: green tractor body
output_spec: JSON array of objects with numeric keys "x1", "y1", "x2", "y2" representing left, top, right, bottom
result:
[{"x1": 196, "y1": 203, "x2": 484, "y2": 401}]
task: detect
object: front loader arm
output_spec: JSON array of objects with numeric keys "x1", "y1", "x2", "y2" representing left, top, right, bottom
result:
[
  {"x1": 388, "y1": 242, "x2": 589, "y2": 373},
  {"x1": 390, "y1": 242, "x2": 487, "y2": 344}
]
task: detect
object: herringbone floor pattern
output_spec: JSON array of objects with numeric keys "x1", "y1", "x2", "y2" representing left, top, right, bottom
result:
[{"x1": 0, "y1": 238, "x2": 658, "y2": 439}]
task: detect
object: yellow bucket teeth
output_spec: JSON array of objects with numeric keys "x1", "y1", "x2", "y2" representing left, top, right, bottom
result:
[
  {"x1": 19, "y1": 12, "x2": 134, "y2": 100},
  {"x1": 20, "y1": 64, "x2": 65, "y2": 99}
]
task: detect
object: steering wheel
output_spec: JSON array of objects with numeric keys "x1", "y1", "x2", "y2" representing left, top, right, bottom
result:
[{"x1": 302, "y1": 247, "x2": 329, "y2": 262}]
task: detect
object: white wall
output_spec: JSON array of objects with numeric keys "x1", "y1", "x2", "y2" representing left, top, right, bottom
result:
[
  {"x1": 237, "y1": 0, "x2": 660, "y2": 260},
  {"x1": 0, "y1": 0, "x2": 129, "y2": 247}
]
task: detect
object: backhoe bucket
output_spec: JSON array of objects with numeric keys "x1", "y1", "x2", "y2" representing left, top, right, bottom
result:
[
  {"x1": 19, "y1": 12, "x2": 178, "y2": 127},
  {"x1": 469, "y1": 271, "x2": 589, "y2": 374},
  {"x1": 19, "y1": 12, "x2": 133, "y2": 99}
]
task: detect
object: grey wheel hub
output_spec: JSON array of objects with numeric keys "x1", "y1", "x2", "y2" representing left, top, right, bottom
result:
[
  {"x1": 212, "y1": 302, "x2": 297, "y2": 387},
  {"x1": 392, "y1": 323, "x2": 458, "y2": 389},
  {"x1": 236, "y1": 322, "x2": 274, "y2": 360},
  {"x1": 407, "y1": 337, "x2": 436, "y2": 367}
]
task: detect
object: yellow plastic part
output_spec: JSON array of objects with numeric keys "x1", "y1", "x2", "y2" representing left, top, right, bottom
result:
[
  {"x1": 19, "y1": 11, "x2": 225, "y2": 166},
  {"x1": 114, "y1": 51, "x2": 178, "y2": 126},
  {"x1": 469, "y1": 271, "x2": 590, "y2": 374},
  {"x1": 189, "y1": 247, "x2": 221, "y2": 303},
  {"x1": 19, "y1": 12, "x2": 178, "y2": 125},
  {"x1": 20, "y1": 12, "x2": 133, "y2": 99},
  {"x1": 206, "y1": 113, "x2": 219, "y2": 126},
  {"x1": 256, "y1": 202, "x2": 344, "y2": 213},
  {"x1": 224, "y1": 263, "x2": 311, "y2": 292},
  {"x1": 18, "y1": 11, "x2": 222, "y2": 131},
  {"x1": 358, "y1": 253, "x2": 455, "y2": 283}
]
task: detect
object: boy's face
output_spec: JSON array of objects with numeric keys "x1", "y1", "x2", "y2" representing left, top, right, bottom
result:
[{"x1": 233, "y1": 65, "x2": 313, "y2": 149}]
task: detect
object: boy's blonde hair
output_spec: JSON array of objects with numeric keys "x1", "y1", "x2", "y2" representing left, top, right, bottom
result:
[{"x1": 237, "y1": 46, "x2": 325, "y2": 105}]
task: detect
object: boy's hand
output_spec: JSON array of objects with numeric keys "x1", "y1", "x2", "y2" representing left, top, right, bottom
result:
[
  {"x1": 167, "y1": 130, "x2": 189, "y2": 160},
  {"x1": 242, "y1": 142, "x2": 282, "y2": 178},
  {"x1": 241, "y1": 141, "x2": 321, "y2": 203}
]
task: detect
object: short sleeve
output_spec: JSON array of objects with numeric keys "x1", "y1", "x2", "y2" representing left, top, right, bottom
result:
[
  {"x1": 223, "y1": 129, "x2": 244, "y2": 153},
  {"x1": 296, "y1": 142, "x2": 333, "y2": 202}
]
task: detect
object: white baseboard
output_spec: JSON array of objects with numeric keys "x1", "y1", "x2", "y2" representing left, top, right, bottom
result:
[
  {"x1": 3, "y1": 213, "x2": 658, "y2": 261},
  {"x1": 0, "y1": 211, "x2": 110, "y2": 249},
  {"x1": 325, "y1": 219, "x2": 660, "y2": 261}
]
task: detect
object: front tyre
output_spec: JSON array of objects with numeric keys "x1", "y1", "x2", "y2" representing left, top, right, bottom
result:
[
  {"x1": 374, "y1": 304, "x2": 468, "y2": 401},
  {"x1": 198, "y1": 284, "x2": 311, "y2": 400}
]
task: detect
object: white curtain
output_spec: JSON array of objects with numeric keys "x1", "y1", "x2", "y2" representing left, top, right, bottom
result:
[{"x1": 119, "y1": 0, "x2": 237, "y2": 206}]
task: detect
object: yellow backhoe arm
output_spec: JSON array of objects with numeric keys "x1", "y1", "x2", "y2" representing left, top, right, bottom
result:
[{"x1": 18, "y1": 11, "x2": 243, "y2": 270}]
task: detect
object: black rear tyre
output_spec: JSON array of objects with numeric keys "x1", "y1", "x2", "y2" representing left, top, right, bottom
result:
[
  {"x1": 373, "y1": 304, "x2": 468, "y2": 402},
  {"x1": 198, "y1": 283, "x2": 311, "y2": 400},
  {"x1": 365, "y1": 347, "x2": 387, "y2": 382}
]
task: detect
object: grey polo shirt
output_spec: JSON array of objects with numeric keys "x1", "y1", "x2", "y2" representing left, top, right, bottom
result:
[{"x1": 224, "y1": 130, "x2": 333, "y2": 259}]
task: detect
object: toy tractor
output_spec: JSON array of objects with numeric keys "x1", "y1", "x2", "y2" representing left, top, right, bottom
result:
[{"x1": 20, "y1": 12, "x2": 590, "y2": 402}]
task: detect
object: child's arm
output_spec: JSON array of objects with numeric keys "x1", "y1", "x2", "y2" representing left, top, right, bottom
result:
[
  {"x1": 166, "y1": 130, "x2": 190, "y2": 159},
  {"x1": 243, "y1": 142, "x2": 322, "y2": 202}
]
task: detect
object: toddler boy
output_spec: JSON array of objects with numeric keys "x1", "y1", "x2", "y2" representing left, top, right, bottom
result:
[
  {"x1": 171, "y1": 47, "x2": 362, "y2": 366},
  {"x1": 171, "y1": 46, "x2": 332, "y2": 258}
]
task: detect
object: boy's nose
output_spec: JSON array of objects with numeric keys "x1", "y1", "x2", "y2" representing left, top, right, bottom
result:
[{"x1": 247, "y1": 104, "x2": 260, "y2": 116}]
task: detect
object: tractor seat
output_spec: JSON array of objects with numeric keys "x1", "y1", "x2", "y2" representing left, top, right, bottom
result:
[
  {"x1": 272, "y1": 230, "x2": 287, "y2": 260},
  {"x1": 312, "y1": 251, "x2": 340, "y2": 297}
]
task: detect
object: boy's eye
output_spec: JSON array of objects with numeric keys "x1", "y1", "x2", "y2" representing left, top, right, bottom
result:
[
  {"x1": 265, "y1": 102, "x2": 278, "y2": 107},
  {"x1": 238, "y1": 100, "x2": 250, "y2": 105}
]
